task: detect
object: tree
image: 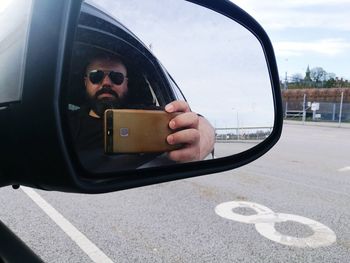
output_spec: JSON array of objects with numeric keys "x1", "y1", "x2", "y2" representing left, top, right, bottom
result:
[
  {"x1": 324, "y1": 72, "x2": 336, "y2": 88},
  {"x1": 325, "y1": 78, "x2": 336, "y2": 88},
  {"x1": 290, "y1": 73, "x2": 303, "y2": 83},
  {"x1": 327, "y1": 72, "x2": 336, "y2": 80},
  {"x1": 286, "y1": 66, "x2": 349, "y2": 89},
  {"x1": 310, "y1": 67, "x2": 327, "y2": 82}
]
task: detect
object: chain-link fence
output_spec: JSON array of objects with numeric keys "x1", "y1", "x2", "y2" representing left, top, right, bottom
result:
[
  {"x1": 284, "y1": 101, "x2": 350, "y2": 122},
  {"x1": 282, "y1": 89, "x2": 350, "y2": 125},
  {"x1": 215, "y1": 127, "x2": 273, "y2": 142}
]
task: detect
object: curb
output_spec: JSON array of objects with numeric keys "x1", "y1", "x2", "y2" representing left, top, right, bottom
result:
[{"x1": 283, "y1": 120, "x2": 350, "y2": 129}]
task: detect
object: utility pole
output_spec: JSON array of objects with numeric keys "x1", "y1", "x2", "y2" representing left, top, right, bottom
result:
[
  {"x1": 338, "y1": 91, "x2": 344, "y2": 127},
  {"x1": 236, "y1": 112, "x2": 239, "y2": 141},
  {"x1": 284, "y1": 72, "x2": 288, "y2": 90}
]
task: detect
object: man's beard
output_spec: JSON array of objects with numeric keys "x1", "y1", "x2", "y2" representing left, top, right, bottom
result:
[{"x1": 87, "y1": 86, "x2": 127, "y2": 117}]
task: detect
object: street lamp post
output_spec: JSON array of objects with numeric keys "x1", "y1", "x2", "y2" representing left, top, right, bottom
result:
[{"x1": 236, "y1": 111, "x2": 239, "y2": 141}]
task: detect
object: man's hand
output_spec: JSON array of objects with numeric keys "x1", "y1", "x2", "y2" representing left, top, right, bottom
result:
[{"x1": 165, "y1": 100, "x2": 215, "y2": 162}]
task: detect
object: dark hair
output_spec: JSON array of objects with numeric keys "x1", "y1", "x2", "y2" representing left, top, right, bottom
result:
[{"x1": 84, "y1": 53, "x2": 128, "y2": 75}]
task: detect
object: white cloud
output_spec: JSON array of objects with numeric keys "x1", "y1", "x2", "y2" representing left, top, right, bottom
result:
[
  {"x1": 274, "y1": 39, "x2": 350, "y2": 57},
  {"x1": 232, "y1": 0, "x2": 350, "y2": 31},
  {"x1": 278, "y1": 0, "x2": 350, "y2": 6},
  {"x1": 233, "y1": 0, "x2": 350, "y2": 8},
  {"x1": 264, "y1": 13, "x2": 350, "y2": 31}
]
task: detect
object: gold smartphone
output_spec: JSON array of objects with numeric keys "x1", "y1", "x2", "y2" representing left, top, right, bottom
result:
[{"x1": 104, "y1": 109, "x2": 182, "y2": 154}]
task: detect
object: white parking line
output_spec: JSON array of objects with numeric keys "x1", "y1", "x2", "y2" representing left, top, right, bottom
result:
[
  {"x1": 338, "y1": 167, "x2": 350, "y2": 172},
  {"x1": 21, "y1": 187, "x2": 114, "y2": 263},
  {"x1": 215, "y1": 201, "x2": 336, "y2": 248}
]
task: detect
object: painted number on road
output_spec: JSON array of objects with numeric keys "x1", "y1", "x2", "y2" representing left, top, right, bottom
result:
[{"x1": 215, "y1": 201, "x2": 336, "y2": 248}]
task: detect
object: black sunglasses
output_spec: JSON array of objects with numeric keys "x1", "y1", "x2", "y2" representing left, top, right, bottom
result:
[{"x1": 87, "y1": 70, "x2": 126, "y2": 85}]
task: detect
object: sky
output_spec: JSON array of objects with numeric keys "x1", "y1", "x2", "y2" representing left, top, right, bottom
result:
[{"x1": 232, "y1": 0, "x2": 350, "y2": 81}]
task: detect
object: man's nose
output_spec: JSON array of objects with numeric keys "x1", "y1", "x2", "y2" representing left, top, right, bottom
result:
[{"x1": 101, "y1": 74, "x2": 112, "y2": 86}]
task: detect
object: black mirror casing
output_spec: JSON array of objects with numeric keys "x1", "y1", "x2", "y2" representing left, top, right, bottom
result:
[
  {"x1": 0, "y1": 0, "x2": 83, "y2": 190},
  {"x1": 0, "y1": 0, "x2": 283, "y2": 193}
]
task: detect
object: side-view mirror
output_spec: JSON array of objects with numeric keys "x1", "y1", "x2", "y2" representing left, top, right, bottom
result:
[{"x1": 0, "y1": 0, "x2": 282, "y2": 193}]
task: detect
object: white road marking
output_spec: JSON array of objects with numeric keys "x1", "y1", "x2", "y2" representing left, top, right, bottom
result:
[
  {"x1": 215, "y1": 201, "x2": 275, "y2": 224},
  {"x1": 255, "y1": 213, "x2": 336, "y2": 248},
  {"x1": 338, "y1": 166, "x2": 350, "y2": 172},
  {"x1": 21, "y1": 187, "x2": 114, "y2": 263},
  {"x1": 215, "y1": 201, "x2": 336, "y2": 248}
]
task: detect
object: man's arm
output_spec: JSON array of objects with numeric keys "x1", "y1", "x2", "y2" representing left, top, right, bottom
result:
[
  {"x1": 198, "y1": 116, "x2": 215, "y2": 160},
  {"x1": 165, "y1": 100, "x2": 215, "y2": 162}
]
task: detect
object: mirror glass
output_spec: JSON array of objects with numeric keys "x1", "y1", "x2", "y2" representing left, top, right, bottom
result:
[{"x1": 66, "y1": 0, "x2": 274, "y2": 173}]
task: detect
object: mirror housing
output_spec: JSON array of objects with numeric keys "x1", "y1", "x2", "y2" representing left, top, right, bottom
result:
[{"x1": 0, "y1": 0, "x2": 283, "y2": 193}]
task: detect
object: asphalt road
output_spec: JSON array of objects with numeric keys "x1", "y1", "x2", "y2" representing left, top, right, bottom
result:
[{"x1": 0, "y1": 123, "x2": 349, "y2": 262}]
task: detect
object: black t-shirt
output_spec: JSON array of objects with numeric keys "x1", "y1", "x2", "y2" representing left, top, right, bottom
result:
[
  {"x1": 70, "y1": 109, "x2": 104, "y2": 151},
  {"x1": 69, "y1": 108, "x2": 175, "y2": 173}
]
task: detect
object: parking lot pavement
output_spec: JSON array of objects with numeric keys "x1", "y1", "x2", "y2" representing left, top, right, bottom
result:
[{"x1": 0, "y1": 123, "x2": 349, "y2": 262}]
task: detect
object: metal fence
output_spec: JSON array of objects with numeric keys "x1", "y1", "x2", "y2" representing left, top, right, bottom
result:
[
  {"x1": 215, "y1": 127, "x2": 273, "y2": 142},
  {"x1": 283, "y1": 92, "x2": 350, "y2": 125}
]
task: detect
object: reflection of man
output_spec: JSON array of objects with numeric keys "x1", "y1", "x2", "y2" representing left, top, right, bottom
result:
[{"x1": 70, "y1": 54, "x2": 215, "y2": 166}]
